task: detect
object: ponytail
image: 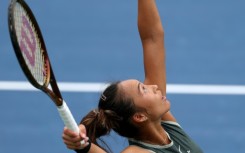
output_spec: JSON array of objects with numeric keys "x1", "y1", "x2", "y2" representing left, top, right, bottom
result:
[
  {"x1": 81, "y1": 108, "x2": 123, "y2": 152},
  {"x1": 80, "y1": 81, "x2": 139, "y2": 152}
]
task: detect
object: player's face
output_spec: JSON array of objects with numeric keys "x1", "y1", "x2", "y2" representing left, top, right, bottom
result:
[{"x1": 119, "y1": 79, "x2": 170, "y2": 121}]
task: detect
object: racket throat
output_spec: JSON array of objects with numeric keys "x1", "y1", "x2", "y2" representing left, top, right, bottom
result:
[{"x1": 44, "y1": 88, "x2": 63, "y2": 106}]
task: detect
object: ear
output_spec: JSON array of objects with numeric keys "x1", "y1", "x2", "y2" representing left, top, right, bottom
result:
[{"x1": 132, "y1": 112, "x2": 148, "y2": 123}]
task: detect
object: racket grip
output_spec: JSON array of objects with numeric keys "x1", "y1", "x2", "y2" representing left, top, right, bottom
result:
[{"x1": 57, "y1": 101, "x2": 85, "y2": 145}]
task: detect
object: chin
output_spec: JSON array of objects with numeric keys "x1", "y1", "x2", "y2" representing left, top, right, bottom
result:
[{"x1": 163, "y1": 99, "x2": 170, "y2": 108}]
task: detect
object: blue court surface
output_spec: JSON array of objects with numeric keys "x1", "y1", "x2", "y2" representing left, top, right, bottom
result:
[{"x1": 0, "y1": 0, "x2": 245, "y2": 153}]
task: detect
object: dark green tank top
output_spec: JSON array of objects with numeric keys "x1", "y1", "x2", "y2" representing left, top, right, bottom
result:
[{"x1": 128, "y1": 121, "x2": 203, "y2": 153}]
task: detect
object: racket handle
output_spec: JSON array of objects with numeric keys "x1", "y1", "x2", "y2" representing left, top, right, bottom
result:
[{"x1": 57, "y1": 101, "x2": 85, "y2": 145}]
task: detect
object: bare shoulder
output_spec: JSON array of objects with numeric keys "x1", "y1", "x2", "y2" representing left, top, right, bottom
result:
[{"x1": 121, "y1": 145, "x2": 152, "y2": 153}]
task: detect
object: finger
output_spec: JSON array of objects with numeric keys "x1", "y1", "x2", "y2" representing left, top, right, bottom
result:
[
  {"x1": 78, "y1": 139, "x2": 90, "y2": 149},
  {"x1": 63, "y1": 126, "x2": 88, "y2": 149},
  {"x1": 63, "y1": 139, "x2": 83, "y2": 147},
  {"x1": 80, "y1": 133, "x2": 89, "y2": 142},
  {"x1": 63, "y1": 127, "x2": 78, "y2": 138},
  {"x1": 64, "y1": 138, "x2": 89, "y2": 150},
  {"x1": 62, "y1": 133, "x2": 81, "y2": 143}
]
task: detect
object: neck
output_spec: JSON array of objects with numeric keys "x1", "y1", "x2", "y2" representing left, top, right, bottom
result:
[{"x1": 134, "y1": 122, "x2": 170, "y2": 145}]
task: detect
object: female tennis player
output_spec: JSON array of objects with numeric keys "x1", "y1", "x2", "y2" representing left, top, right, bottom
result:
[{"x1": 62, "y1": 0, "x2": 203, "y2": 152}]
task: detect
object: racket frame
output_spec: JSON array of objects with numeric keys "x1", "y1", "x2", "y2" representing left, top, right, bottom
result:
[{"x1": 8, "y1": 0, "x2": 85, "y2": 145}]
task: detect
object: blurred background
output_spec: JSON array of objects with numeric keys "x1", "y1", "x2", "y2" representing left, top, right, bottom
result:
[{"x1": 0, "y1": 0, "x2": 245, "y2": 152}]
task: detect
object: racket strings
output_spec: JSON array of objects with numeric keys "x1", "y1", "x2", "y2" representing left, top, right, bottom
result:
[{"x1": 13, "y1": 3, "x2": 49, "y2": 86}]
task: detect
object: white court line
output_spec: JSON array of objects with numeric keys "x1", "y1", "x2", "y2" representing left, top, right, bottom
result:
[{"x1": 0, "y1": 81, "x2": 245, "y2": 95}]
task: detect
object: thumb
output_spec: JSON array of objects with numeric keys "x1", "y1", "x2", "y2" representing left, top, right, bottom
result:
[{"x1": 78, "y1": 124, "x2": 87, "y2": 135}]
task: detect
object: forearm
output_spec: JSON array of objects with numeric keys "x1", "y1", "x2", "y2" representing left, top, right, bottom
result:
[{"x1": 138, "y1": 0, "x2": 164, "y2": 41}]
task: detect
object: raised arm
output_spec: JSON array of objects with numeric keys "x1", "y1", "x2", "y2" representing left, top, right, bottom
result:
[
  {"x1": 138, "y1": 0, "x2": 175, "y2": 121},
  {"x1": 138, "y1": 0, "x2": 165, "y2": 93}
]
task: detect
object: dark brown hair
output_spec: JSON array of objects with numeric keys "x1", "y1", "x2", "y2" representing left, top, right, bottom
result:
[{"x1": 80, "y1": 81, "x2": 139, "y2": 152}]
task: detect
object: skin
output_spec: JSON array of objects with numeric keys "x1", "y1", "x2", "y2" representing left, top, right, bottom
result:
[
  {"x1": 119, "y1": 80, "x2": 172, "y2": 152},
  {"x1": 63, "y1": 126, "x2": 106, "y2": 153},
  {"x1": 63, "y1": 0, "x2": 177, "y2": 152},
  {"x1": 119, "y1": 79, "x2": 170, "y2": 123}
]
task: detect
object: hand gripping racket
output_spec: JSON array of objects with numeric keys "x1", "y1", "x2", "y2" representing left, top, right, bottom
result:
[{"x1": 8, "y1": 0, "x2": 84, "y2": 145}]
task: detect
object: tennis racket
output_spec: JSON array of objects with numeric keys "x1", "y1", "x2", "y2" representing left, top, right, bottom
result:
[{"x1": 8, "y1": 0, "x2": 84, "y2": 145}]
